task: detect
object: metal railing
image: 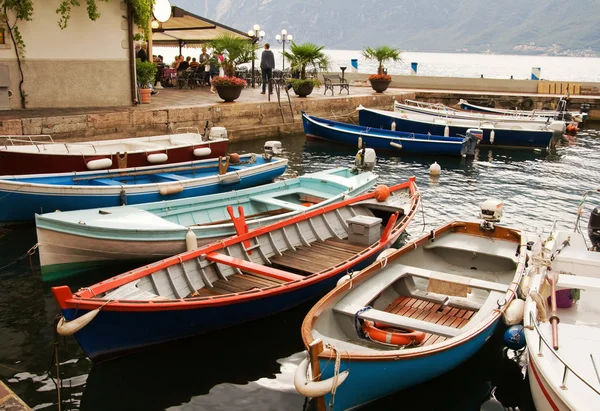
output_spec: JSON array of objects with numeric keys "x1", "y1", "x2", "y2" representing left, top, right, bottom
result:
[
  {"x1": 1, "y1": 134, "x2": 55, "y2": 151},
  {"x1": 528, "y1": 311, "x2": 600, "y2": 395}
]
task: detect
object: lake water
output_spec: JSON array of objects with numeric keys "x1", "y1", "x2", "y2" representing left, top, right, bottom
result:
[
  {"x1": 154, "y1": 48, "x2": 600, "y2": 82},
  {"x1": 1, "y1": 124, "x2": 600, "y2": 410}
]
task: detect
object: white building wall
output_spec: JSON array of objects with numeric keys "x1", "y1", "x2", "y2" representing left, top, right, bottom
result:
[{"x1": 0, "y1": 0, "x2": 132, "y2": 109}]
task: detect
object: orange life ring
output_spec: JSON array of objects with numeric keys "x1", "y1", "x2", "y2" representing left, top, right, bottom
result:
[{"x1": 362, "y1": 321, "x2": 426, "y2": 346}]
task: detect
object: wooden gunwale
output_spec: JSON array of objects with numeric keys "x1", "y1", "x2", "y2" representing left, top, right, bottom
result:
[
  {"x1": 53, "y1": 178, "x2": 420, "y2": 311},
  {"x1": 300, "y1": 220, "x2": 527, "y2": 362}
]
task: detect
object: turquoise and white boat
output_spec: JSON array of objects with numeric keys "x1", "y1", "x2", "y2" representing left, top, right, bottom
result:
[
  {"x1": 36, "y1": 167, "x2": 378, "y2": 281},
  {"x1": 296, "y1": 209, "x2": 526, "y2": 410}
]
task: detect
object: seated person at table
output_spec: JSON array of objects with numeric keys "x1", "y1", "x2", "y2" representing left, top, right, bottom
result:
[
  {"x1": 180, "y1": 57, "x2": 191, "y2": 71},
  {"x1": 190, "y1": 57, "x2": 199, "y2": 68}
]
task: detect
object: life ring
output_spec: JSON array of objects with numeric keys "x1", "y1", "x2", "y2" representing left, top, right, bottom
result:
[{"x1": 362, "y1": 320, "x2": 425, "y2": 346}]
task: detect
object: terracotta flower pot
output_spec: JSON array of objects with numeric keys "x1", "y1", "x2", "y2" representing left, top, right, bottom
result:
[
  {"x1": 215, "y1": 85, "x2": 244, "y2": 102},
  {"x1": 369, "y1": 79, "x2": 392, "y2": 93},
  {"x1": 140, "y1": 88, "x2": 152, "y2": 104}
]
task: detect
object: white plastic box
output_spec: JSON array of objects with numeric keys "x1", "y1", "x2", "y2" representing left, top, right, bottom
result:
[{"x1": 347, "y1": 215, "x2": 382, "y2": 245}]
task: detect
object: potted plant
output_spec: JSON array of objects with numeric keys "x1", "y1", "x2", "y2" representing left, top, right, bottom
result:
[
  {"x1": 208, "y1": 34, "x2": 254, "y2": 102},
  {"x1": 136, "y1": 58, "x2": 158, "y2": 104},
  {"x1": 283, "y1": 42, "x2": 329, "y2": 98},
  {"x1": 362, "y1": 45, "x2": 402, "y2": 93}
]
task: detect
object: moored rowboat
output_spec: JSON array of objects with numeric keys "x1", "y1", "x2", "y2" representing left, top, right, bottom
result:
[
  {"x1": 36, "y1": 167, "x2": 378, "y2": 281},
  {"x1": 0, "y1": 154, "x2": 287, "y2": 224},
  {"x1": 0, "y1": 128, "x2": 228, "y2": 175},
  {"x1": 52, "y1": 178, "x2": 420, "y2": 361},
  {"x1": 297, "y1": 214, "x2": 526, "y2": 410}
]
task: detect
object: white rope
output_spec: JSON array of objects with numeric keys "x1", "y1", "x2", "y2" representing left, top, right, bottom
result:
[{"x1": 327, "y1": 344, "x2": 342, "y2": 411}]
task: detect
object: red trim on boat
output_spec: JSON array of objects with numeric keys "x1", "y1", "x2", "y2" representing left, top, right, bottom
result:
[
  {"x1": 530, "y1": 359, "x2": 560, "y2": 411},
  {"x1": 51, "y1": 178, "x2": 420, "y2": 312}
]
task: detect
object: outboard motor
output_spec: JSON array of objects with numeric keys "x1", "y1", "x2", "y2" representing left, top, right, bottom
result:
[
  {"x1": 588, "y1": 207, "x2": 600, "y2": 251},
  {"x1": 263, "y1": 141, "x2": 282, "y2": 161},
  {"x1": 354, "y1": 147, "x2": 376, "y2": 173},
  {"x1": 461, "y1": 128, "x2": 482, "y2": 157},
  {"x1": 579, "y1": 103, "x2": 591, "y2": 125},
  {"x1": 479, "y1": 199, "x2": 503, "y2": 231}
]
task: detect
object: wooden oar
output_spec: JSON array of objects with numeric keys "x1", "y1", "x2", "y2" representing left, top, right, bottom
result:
[
  {"x1": 72, "y1": 157, "x2": 246, "y2": 182},
  {"x1": 547, "y1": 269, "x2": 560, "y2": 350}
]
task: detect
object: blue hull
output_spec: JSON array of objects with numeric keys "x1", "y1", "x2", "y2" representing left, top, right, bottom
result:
[
  {"x1": 321, "y1": 318, "x2": 500, "y2": 410},
  {"x1": 358, "y1": 109, "x2": 554, "y2": 148},
  {"x1": 302, "y1": 113, "x2": 465, "y2": 156},
  {"x1": 61, "y1": 256, "x2": 379, "y2": 361},
  {"x1": 0, "y1": 166, "x2": 287, "y2": 223}
]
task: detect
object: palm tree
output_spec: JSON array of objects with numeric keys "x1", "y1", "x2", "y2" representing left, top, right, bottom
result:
[
  {"x1": 208, "y1": 34, "x2": 255, "y2": 77},
  {"x1": 362, "y1": 46, "x2": 402, "y2": 75},
  {"x1": 282, "y1": 42, "x2": 330, "y2": 80}
]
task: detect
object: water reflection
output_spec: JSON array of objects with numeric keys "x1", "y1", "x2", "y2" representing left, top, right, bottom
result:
[{"x1": 0, "y1": 124, "x2": 598, "y2": 410}]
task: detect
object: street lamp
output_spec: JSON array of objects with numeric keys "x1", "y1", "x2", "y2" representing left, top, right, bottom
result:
[
  {"x1": 248, "y1": 24, "x2": 265, "y2": 88},
  {"x1": 275, "y1": 29, "x2": 293, "y2": 71}
]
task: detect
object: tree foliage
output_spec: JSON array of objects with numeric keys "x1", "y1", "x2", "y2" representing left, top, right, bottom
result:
[
  {"x1": 208, "y1": 34, "x2": 254, "y2": 77},
  {"x1": 282, "y1": 42, "x2": 329, "y2": 80},
  {"x1": 362, "y1": 46, "x2": 402, "y2": 75}
]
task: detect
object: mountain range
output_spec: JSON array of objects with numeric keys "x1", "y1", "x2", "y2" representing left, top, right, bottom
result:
[{"x1": 171, "y1": 0, "x2": 599, "y2": 56}]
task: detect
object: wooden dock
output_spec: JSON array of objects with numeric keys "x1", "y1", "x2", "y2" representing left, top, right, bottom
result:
[{"x1": 0, "y1": 380, "x2": 31, "y2": 411}]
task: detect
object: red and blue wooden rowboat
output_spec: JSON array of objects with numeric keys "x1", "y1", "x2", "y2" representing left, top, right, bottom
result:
[{"x1": 52, "y1": 178, "x2": 420, "y2": 361}]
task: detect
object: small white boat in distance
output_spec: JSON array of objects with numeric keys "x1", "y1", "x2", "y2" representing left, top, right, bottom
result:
[{"x1": 524, "y1": 190, "x2": 600, "y2": 411}]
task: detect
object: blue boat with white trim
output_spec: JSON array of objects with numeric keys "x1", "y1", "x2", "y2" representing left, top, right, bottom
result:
[
  {"x1": 302, "y1": 112, "x2": 480, "y2": 156},
  {"x1": 297, "y1": 215, "x2": 526, "y2": 410},
  {"x1": 358, "y1": 106, "x2": 562, "y2": 149},
  {"x1": 0, "y1": 153, "x2": 288, "y2": 224}
]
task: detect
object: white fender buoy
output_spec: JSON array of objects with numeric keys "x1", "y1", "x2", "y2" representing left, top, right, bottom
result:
[
  {"x1": 358, "y1": 136, "x2": 363, "y2": 149},
  {"x1": 185, "y1": 228, "x2": 197, "y2": 252},
  {"x1": 502, "y1": 298, "x2": 525, "y2": 326},
  {"x1": 147, "y1": 153, "x2": 168, "y2": 164},
  {"x1": 294, "y1": 357, "x2": 349, "y2": 398},
  {"x1": 391, "y1": 120, "x2": 397, "y2": 131},
  {"x1": 390, "y1": 142, "x2": 403, "y2": 150},
  {"x1": 159, "y1": 183, "x2": 184, "y2": 196},
  {"x1": 193, "y1": 147, "x2": 212, "y2": 157},
  {"x1": 376, "y1": 247, "x2": 397, "y2": 262},
  {"x1": 444, "y1": 125, "x2": 450, "y2": 137},
  {"x1": 337, "y1": 274, "x2": 351, "y2": 287},
  {"x1": 429, "y1": 161, "x2": 441, "y2": 176},
  {"x1": 86, "y1": 158, "x2": 113, "y2": 170},
  {"x1": 56, "y1": 309, "x2": 100, "y2": 336},
  {"x1": 490, "y1": 130, "x2": 495, "y2": 144}
]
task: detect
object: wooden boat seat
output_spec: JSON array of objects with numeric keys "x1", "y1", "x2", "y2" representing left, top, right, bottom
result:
[
  {"x1": 154, "y1": 173, "x2": 190, "y2": 182},
  {"x1": 90, "y1": 178, "x2": 123, "y2": 186},
  {"x1": 423, "y1": 232, "x2": 519, "y2": 261},
  {"x1": 332, "y1": 263, "x2": 510, "y2": 337},
  {"x1": 249, "y1": 194, "x2": 309, "y2": 211},
  {"x1": 205, "y1": 252, "x2": 304, "y2": 283}
]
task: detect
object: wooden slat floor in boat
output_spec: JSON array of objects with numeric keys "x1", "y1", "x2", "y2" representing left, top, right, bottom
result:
[
  {"x1": 188, "y1": 272, "x2": 283, "y2": 297},
  {"x1": 270, "y1": 238, "x2": 367, "y2": 275},
  {"x1": 384, "y1": 296, "x2": 476, "y2": 346}
]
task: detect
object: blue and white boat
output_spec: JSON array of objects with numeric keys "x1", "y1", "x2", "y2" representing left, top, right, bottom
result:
[
  {"x1": 358, "y1": 106, "x2": 563, "y2": 149},
  {"x1": 36, "y1": 167, "x2": 378, "y2": 281},
  {"x1": 296, "y1": 213, "x2": 526, "y2": 410},
  {"x1": 0, "y1": 153, "x2": 288, "y2": 224},
  {"x1": 302, "y1": 112, "x2": 480, "y2": 156}
]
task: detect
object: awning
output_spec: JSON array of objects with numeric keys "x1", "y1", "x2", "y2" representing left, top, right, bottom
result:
[{"x1": 151, "y1": 6, "x2": 250, "y2": 47}]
